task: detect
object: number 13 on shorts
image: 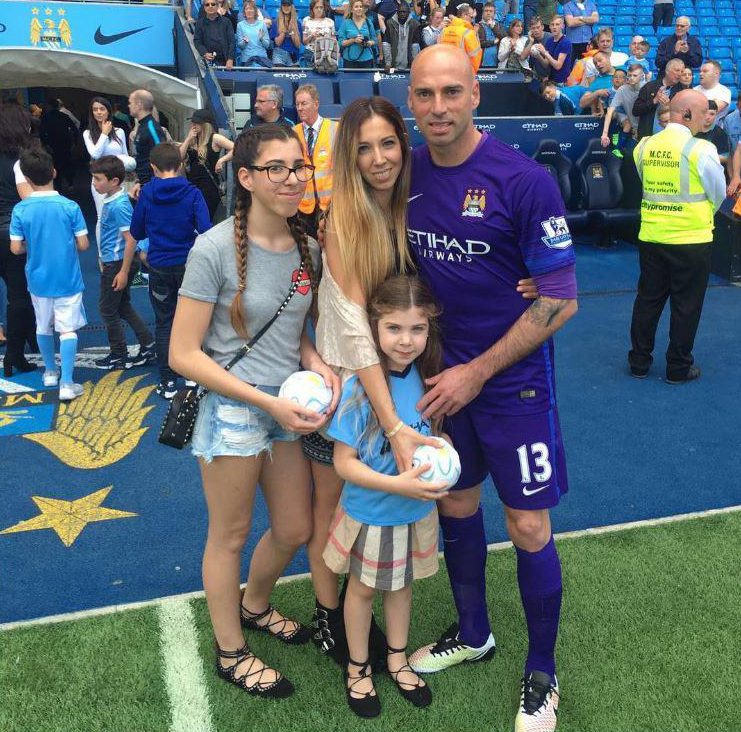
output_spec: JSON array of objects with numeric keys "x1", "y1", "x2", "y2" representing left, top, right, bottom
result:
[{"x1": 516, "y1": 442, "x2": 552, "y2": 485}]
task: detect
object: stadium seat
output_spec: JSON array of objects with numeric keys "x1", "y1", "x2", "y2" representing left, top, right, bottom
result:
[
  {"x1": 378, "y1": 78, "x2": 409, "y2": 108},
  {"x1": 298, "y1": 78, "x2": 335, "y2": 105},
  {"x1": 338, "y1": 77, "x2": 374, "y2": 105},
  {"x1": 573, "y1": 138, "x2": 639, "y2": 234},
  {"x1": 319, "y1": 103, "x2": 345, "y2": 119},
  {"x1": 531, "y1": 139, "x2": 582, "y2": 217},
  {"x1": 720, "y1": 71, "x2": 736, "y2": 86}
]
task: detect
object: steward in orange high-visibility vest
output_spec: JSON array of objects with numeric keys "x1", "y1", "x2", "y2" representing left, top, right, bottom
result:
[
  {"x1": 294, "y1": 118, "x2": 339, "y2": 216},
  {"x1": 439, "y1": 13, "x2": 482, "y2": 73}
]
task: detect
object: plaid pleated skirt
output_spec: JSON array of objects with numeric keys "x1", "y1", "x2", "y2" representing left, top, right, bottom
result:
[{"x1": 323, "y1": 506, "x2": 439, "y2": 591}]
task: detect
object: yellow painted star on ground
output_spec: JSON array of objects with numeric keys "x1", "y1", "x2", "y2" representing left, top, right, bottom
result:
[{"x1": 0, "y1": 487, "x2": 137, "y2": 547}]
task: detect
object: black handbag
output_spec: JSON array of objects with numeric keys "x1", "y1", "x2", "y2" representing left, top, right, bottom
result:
[{"x1": 158, "y1": 262, "x2": 305, "y2": 449}]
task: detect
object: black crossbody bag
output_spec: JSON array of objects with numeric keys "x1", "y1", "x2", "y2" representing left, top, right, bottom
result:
[{"x1": 158, "y1": 262, "x2": 304, "y2": 449}]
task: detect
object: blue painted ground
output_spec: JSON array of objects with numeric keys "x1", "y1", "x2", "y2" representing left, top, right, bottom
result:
[{"x1": 2, "y1": 235, "x2": 740, "y2": 623}]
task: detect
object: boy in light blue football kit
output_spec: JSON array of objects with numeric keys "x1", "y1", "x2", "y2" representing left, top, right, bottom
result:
[
  {"x1": 90, "y1": 156, "x2": 154, "y2": 370},
  {"x1": 405, "y1": 46, "x2": 578, "y2": 732},
  {"x1": 9, "y1": 148, "x2": 89, "y2": 401}
]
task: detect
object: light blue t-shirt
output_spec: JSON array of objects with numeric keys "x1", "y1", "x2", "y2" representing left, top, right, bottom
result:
[
  {"x1": 721, "y1": 109, "x2": 741, "y2": 152},
  {"x1": 9, "y1": 192, "x2": 86, "y2": 298},
  {"x1": 98, "y1": 189, "x2": 132, "y2": 263},
  {"x1": 328, "y1": 365, "x2": 434, "y2": 526},
  {"x1": 627, "y1": 56, "x2": 650, "y2": 76}
]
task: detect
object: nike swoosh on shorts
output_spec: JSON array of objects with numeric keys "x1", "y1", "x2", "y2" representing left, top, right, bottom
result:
[
  {"x1": 408, "y1": 193, "x2": 424, "y2": 202},
  {"x1": 522, "y1": 484, "x2": 549, "y2": 496}
]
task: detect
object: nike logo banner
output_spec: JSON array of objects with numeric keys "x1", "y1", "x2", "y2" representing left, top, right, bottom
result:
[{"x1": 94, "y1": 26, "x2": 151, "y2": 45}]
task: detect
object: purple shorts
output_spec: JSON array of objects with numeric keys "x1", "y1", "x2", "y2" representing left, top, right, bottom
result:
[{"x1": 444, "y1": 402, "x2": 569, "y2": 511}]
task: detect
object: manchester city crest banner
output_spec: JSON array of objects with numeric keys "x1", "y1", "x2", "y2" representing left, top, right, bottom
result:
[{"x1": 0, "y1": 0, "x2": 175, "y2": 66}]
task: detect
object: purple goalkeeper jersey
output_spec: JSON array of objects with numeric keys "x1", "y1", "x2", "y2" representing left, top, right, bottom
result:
[{"x1": 408, "y1": 132, "x2": 576, "y2": 415}]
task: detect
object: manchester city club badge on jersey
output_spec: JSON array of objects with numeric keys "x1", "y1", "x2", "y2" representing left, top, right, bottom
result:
[
  {"x1": 462, "y1": 189, "x2": 486, "y2": 218},
  {"x1": 540, "y1": 216, "x2": 572, "y2": 249}
]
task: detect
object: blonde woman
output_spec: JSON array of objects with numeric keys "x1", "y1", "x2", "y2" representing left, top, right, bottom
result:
[
  {"x1": 179, "y1": 108, "x2": 234, "y2": 220},
  {"x1": 271, "y1": 0, "x2": 302, "y2": 65},
  {"x1": 304, "y1": 97, "x2": 438, "y2": 669}
]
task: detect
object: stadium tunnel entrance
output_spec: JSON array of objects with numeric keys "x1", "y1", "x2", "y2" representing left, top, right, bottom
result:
[{"x1": 0, "y1": 47, "x2": 201, "y2": 136}]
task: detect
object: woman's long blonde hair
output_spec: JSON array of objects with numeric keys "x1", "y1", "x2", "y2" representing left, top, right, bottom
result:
[
  {"x1": 278, "y1": 2, "x2": 299, "y2": 36},
  {"x1": 330, "y1": 97, "x2": 412, "y2": 302},
  {"x1": 193, "y1": 121, "x2": 215, "y2": 163}
]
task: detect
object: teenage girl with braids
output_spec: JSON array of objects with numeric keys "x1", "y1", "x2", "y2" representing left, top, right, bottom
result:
[{"x1": 170, "y1": 123, "x2": 340, "y2": 698}]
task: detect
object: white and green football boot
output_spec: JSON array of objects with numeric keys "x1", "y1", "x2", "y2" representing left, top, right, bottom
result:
[
  {"x1": 514, "y1": 670, "x2": 560, "y2": 732},
  {"x1": 408, "y1": 623, "x2": 496, "y2": 674}
]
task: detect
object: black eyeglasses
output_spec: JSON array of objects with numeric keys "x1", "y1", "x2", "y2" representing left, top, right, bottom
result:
[{"x1": 248, "y1": 164, "x2": 316, "y2": 183}]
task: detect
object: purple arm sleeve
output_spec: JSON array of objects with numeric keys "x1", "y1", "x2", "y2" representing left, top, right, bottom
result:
[{"x1": 532, "y1": 264, "x2": 578, "y2": 300}]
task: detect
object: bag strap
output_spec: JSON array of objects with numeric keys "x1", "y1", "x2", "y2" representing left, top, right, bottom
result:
[
  {"x1": 223, "y1": 259, "x2": 305, "y2": 372},
  {"x1": 193, "y1": 256, "x2": 306, "y2": 402}
]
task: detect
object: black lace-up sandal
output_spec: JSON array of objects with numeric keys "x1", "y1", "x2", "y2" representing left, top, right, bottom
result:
[
  {"x1": 240, "y1": 591, "x2": 312, "y2": 645},
  {"x1": 386, "y1": 645, "x2": 433, "y2": 708},
  {"x1": 215, "y1": 643, "x2": 294, "y2": 698},
  {"x1": 345, "y1": 657, "x2": 381, "y2": 718}
]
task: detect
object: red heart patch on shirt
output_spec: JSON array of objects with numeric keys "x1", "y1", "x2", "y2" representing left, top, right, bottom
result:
[{"x1": 292, "y1": 267, "x2": 311, "y2": 295}]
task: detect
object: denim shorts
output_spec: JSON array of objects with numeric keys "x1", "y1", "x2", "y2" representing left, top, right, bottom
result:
[{"x1": 191, "y1": 386, "x2": 300, "y2": 463}]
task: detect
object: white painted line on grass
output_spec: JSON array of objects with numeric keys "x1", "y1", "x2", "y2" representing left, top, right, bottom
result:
[
  {"x1": 3, "y1": 503, "x2": 740, "y2": 631},
  {"x1": 157, "y1": 598, "x2": 214, "y2": 732}
]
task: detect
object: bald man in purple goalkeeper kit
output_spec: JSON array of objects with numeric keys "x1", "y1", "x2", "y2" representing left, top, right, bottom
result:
[{"x1": 404, "y1": 44, "x2": 578, "y2": 732}]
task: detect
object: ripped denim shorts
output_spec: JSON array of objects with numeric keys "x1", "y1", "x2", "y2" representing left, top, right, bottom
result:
[{"x1": 191, "y1": 386, "x2": 300, "y2": 463}]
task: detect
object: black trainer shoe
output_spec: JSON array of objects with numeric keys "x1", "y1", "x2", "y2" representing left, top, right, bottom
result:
[
  {"x1": 514, "y1": 670, "x2": 560, "y2": 732},
  {"x1": 666, "y1": 365, "x2": 700, "y2": 384},
  {"x1": 95, "y1": 353, "x2": 131, "y2": 370},
  {"x1": 130, "y1": 342, "x2": 156, "y2": 367},
  {"x1": 155, "y1": 379, "x2": 178, "y2": 400}
]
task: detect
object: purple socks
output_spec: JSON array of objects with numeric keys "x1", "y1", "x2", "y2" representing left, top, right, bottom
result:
[
  {"x1": 515, "y1": 535, "x2": 562, "y2": 680},
  {"x1": 440, "y1": 507, "x2": 491, "y2": 647}
]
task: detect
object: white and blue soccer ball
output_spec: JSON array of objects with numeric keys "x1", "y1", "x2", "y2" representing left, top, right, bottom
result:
[
  {"x1": 279, "y1": 370, "x2": 333, "y2": 414},
  {"x1": 412, "y1": 438, "x2": 461, "y2": 489}
]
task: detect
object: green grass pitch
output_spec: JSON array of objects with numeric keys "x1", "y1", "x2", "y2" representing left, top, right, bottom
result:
[{"x1": 2, "y1": 510, "x2": 739, "y2": 732}]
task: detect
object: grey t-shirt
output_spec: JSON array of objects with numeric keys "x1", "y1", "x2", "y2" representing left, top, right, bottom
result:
[
  {"x1": 179, "y1": 217, "x2": 320, "y2": 387},
  {"x1": 609, "y1": 83, "x2": 643, "y2": 128}
]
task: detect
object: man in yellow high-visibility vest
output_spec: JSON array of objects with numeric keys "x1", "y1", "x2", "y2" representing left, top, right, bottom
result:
[
  {"x1": 294, "y1": 83, "x2": 338, "y2": 237},
  {"x1": 629, "y1": 89, "x2": 726, "y2": 384}
]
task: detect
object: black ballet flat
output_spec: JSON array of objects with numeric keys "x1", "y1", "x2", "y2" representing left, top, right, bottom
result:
[
  {"x1": 387, "y1": 645, "x2": 432, "y2": 708},
  {"x1": 345, "y1": 657, "x2": 381, "y2": 718}
]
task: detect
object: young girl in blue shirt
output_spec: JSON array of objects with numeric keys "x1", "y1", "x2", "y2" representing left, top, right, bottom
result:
[{"x1": 324, "y1": 274, "x2": 448, "y2": 718}]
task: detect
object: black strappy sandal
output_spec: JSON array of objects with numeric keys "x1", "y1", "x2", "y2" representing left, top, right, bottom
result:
[
  {"x1": 386, "y1": 645, "x2": 432, "y2": 708},
  {"x1": 345, "y1": 657, "x2": 381, "y2": 718},
  {"x1": 240, "y1": 591, "x2": 312, "y2": 645},
  {"x1": 215, "y1": 642, "x2": 294, "y2": 699}
]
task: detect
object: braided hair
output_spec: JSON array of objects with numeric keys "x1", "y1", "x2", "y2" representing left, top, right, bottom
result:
[{"x1": 230, "y1": 123, "x2": 318, "y2": 340}]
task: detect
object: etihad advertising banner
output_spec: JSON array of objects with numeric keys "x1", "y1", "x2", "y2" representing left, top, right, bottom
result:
[{"x1": 0, "y1": 0, "x2": 175, "y2": 66}]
